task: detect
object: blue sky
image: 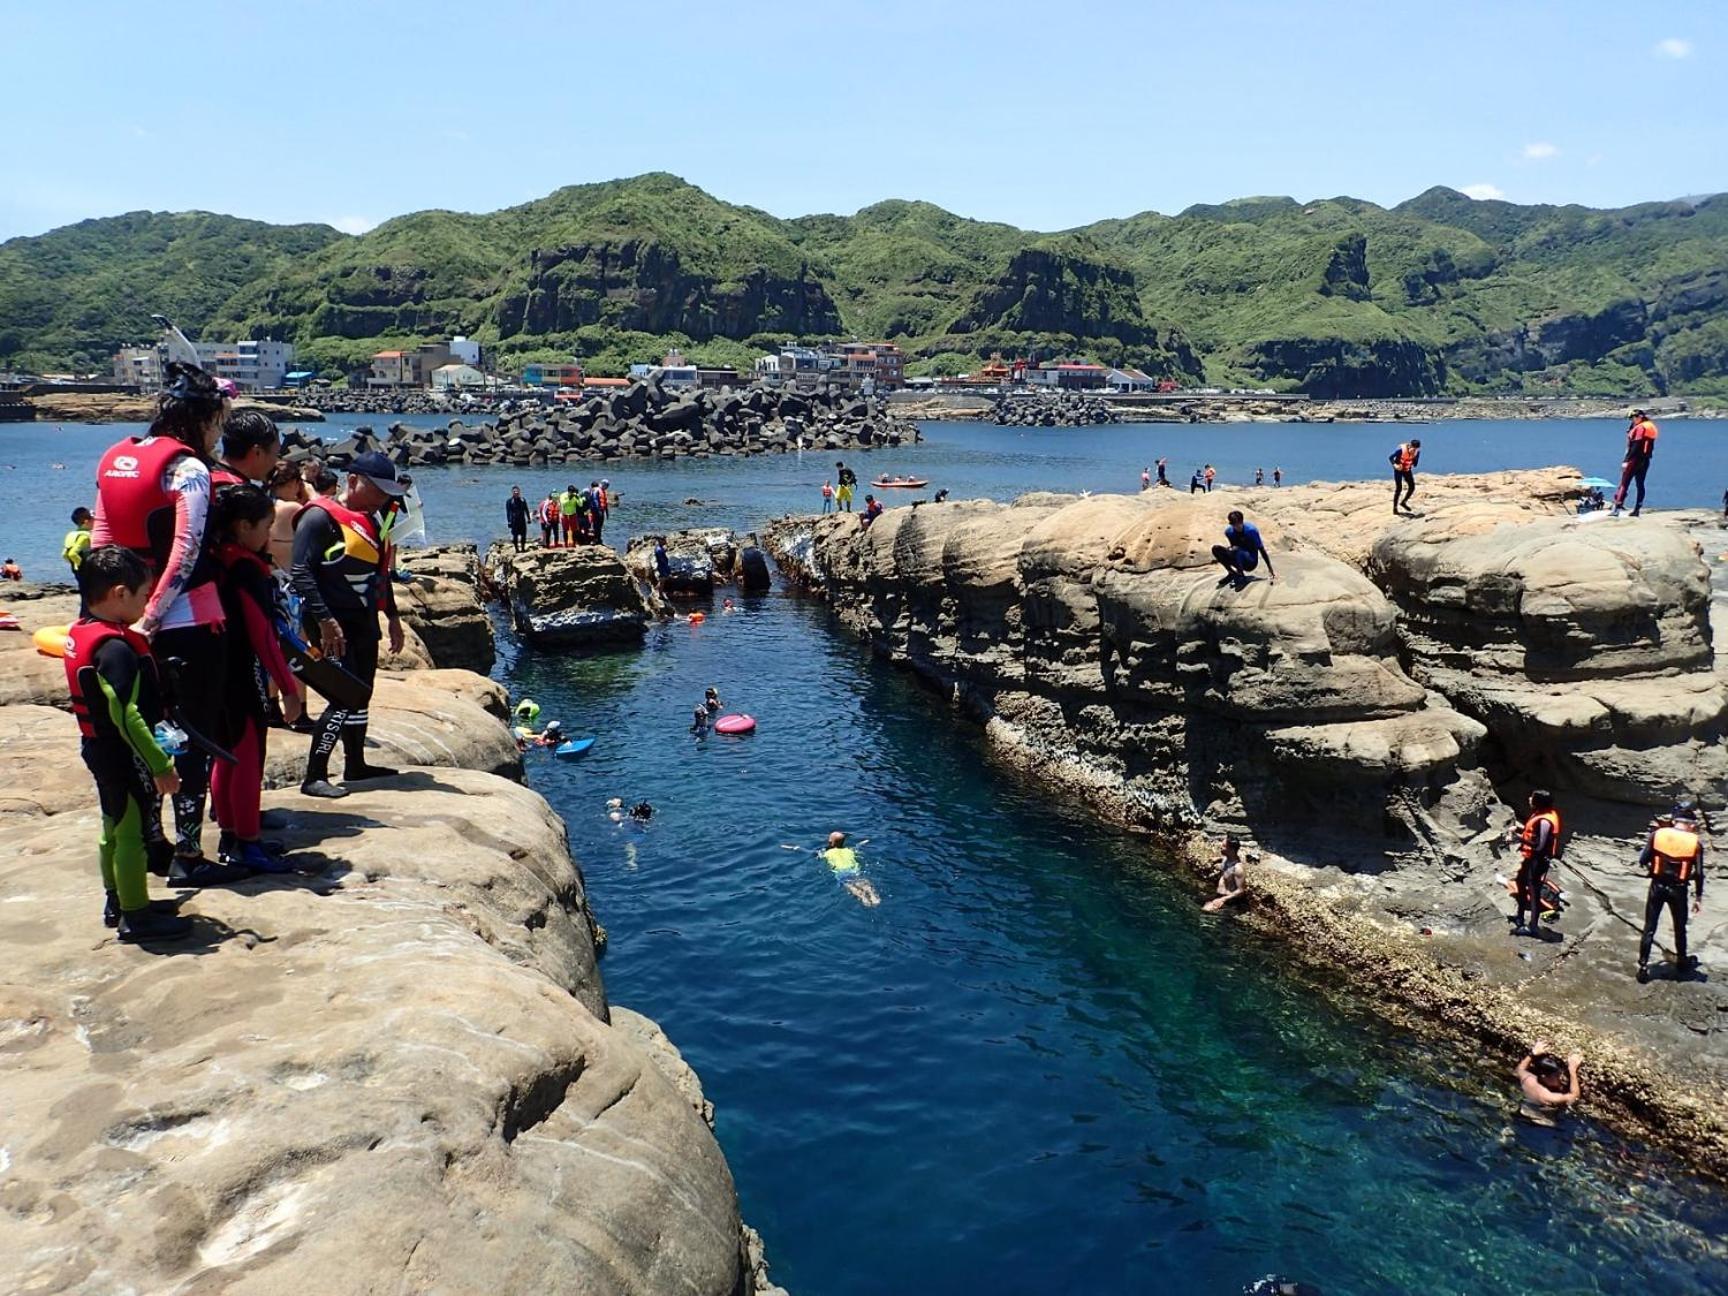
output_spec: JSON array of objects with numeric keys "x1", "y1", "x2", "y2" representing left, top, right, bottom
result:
[{"x1": 3, "y1": 0, "x2": 1722, "y2": 242}]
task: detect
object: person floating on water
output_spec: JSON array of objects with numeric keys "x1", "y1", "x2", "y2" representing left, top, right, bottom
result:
[
  {"x1": 704, "y1": 687, "x2": 722, "y2": 713},
  {"x1": 1515, "y1": 1040, "x2": 1582, "y2": 1126},
  {"x1": 513, "y1": 698, "x2": 542, "y2": 739},
  {"x1": 691, "y1": 704, "x2": 710, "y2": 734},
  {"x1": 784, "y1": 832, "x2": 881, "y2": 906},
  {"x1": 835, "y1": 461, "x2": 857, "y2": 512},
  {"x1": 1211, "y1": 510, "x2": 1276, "y2": 591},
  {"x1": 1390, "y1": 438, "x2": 1421, "y2": 514},
  {"x1": 1202, "y1": 835, "x2": 1253, "y2": 912},
  {"x1": 524, "y1": 719, "x2": 563, "y2": 749},
  {"x1": 1507, "y1": 789, "x2": 1561, "y2": 938},
  {"x1": 1611, "y1": 409, "x2": 1658, "y2": 518},
  {"x1": 63, "y1": 507, "x2": 94, "y2": 575},
  {"x1": 1636, "y1": 801, "x2": 1705, "y2": 983}
]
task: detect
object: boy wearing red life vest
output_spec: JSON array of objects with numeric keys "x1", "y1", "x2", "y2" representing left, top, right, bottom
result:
[
  {"x1": 64, "y1": 546, "x2": 190, "y2": 942},
  {"x1": 1637, "y1": 802, "x2": 1706, "y2": 982},
  {"x1": 1509, "y1": 789, "x2": 1561, "y2": 937},
  {"x1": 1390, "y1": 439, "x2": 1421, "y2": 514}
]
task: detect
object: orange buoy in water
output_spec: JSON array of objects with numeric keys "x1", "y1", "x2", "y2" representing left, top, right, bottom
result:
[
  {"x1": 689, "y1": 612, "x2": 706, "y2": 625},
  {"x1": 32, "y1": 624, "x2": 71, "y2": 658}
]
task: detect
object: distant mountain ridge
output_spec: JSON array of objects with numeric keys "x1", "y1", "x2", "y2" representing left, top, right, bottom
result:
[{"x1": 2, "y1": 173, "x2": 1724, "y2": 397}]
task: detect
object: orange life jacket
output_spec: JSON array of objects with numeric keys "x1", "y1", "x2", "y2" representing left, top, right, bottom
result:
[
  {"x1": 1649, "y1": 825, "x2": 1700, "y2": 882},
  {"x1": 1396, "y1": 444, "x2": 1418, "y2": 471},
  {"x1": 1521, "y1": 808, "x2": 1561, "y2": 859}
]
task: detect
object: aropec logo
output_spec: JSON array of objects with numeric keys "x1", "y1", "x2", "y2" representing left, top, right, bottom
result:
[{"x1": 104, "y1": 454, "x2": 141, "y2": 479}]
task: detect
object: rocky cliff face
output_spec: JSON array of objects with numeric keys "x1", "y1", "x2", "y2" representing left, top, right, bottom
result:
[
  {"x1": 487, "y1": 543, "x2": 654, "y2": 649},
  {"x1": 497, "y1": 239, "x2": 841, "y2": 340},
  {"x1": 1238, "y1": 335, "x2": 1444, "y2": 398},
  {"x1": 0, "y1": 589, "x2": 777, "y2": 1294}
]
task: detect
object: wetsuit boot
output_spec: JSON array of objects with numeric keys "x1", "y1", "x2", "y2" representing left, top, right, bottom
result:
[
  {"x1": 301, "y1": 702, "x2": 350, "y2": 799},
  {"x1": 341, "y1": 715, "x2": 397, "y2": 782}
]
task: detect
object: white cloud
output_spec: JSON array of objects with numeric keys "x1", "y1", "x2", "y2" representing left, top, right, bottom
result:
[
  {"x1": 1655, "y1": 37, "x2": 1692, "y2": 58},
  {"x1": 331, "y1": 215, "x2": 379, "y2": 235},
  {"x1": 1522, "y1": 142, "x2": 1559, "y2": 160},
  {"x1": 1461, "y1": 183, "x2": 1506, "y2": 201}
]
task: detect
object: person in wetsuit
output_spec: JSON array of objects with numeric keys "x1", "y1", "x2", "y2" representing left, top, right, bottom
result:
[
  {"x1": 1611, "y1": 410, "x2": 1658, "y2": 518},
  {"x1": 1211, "y1": 510, "x2": 1277, "y2": 591},
  {"x1": 1637, "y1": 802, "x2": 1706, "y2": 982},
  {"x1": 64, "y1": 546, "x2": 188, "y2": 940},
  {"x1": 291, "y1": 451, "x2": 406, "y2": 798},
  {"x1": 1390, "y1": 438, "x2": 1421, "y2": 514},
  {"x1": 505, "y1": 485, "x2": 531, "y2": 553},
  {"x1": 1509, "y1": 789, "x2": 1561, "y2": 937}
]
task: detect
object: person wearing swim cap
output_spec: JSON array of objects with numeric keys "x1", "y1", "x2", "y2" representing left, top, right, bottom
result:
[{"x1": 782, "y1": 832, "x2": 881, "y2": 906}]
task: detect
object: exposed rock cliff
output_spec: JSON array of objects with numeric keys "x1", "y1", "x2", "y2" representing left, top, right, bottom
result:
[{"x1": 487, "y1": 543, "x2": 653, "y2": 648}]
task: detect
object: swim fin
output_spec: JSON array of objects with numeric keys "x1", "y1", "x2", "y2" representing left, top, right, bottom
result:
[{"x1": 273, "y1": 617, "x2": 371, "y2": 710}]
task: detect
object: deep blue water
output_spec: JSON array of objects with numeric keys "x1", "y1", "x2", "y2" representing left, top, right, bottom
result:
[{"x1": 6, "y1": 415, "x2": 1728, "y2": 1293}]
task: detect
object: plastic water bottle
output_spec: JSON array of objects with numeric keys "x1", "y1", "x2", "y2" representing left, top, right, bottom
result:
[{"x1": 152, "y1": 721, "x2": 189, "y2": 756}]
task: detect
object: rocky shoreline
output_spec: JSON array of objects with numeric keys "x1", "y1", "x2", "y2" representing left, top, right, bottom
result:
[
  {"x1": 764, "y1": 472, "x2": 1728, "y2": 1179},
  {"x1": 0, "y1": 574, "x2": 787, "y2": 1293}
]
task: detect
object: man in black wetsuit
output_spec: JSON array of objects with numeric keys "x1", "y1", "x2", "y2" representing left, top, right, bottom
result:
[
  {"x1": 1637, "y1": 802, "x2": 1706, "y2": 982},
  {"x1": 291, "y1": 452, "x2": 406, "y2": 799},
  {"x1": 505, "y1": 485, "x2": 530, "y2": 552}
]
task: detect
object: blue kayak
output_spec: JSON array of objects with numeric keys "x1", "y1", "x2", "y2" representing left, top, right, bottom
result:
[{"x1": 554, "y1": 737, "x2": 596, "y2": 759}]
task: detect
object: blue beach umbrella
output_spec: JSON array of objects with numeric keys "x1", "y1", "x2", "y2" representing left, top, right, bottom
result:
[{"x1": 1579, "y1": 477, "x2": 1617, "y2": 489}]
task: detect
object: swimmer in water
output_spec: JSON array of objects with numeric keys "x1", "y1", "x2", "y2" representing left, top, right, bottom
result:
[
  {"x1": 705, "y1": 686, "x2": 722, "y2": 713},
  {"x1": 1202, "y1": 835, "x2": 1254, "y2": 912},
  {"x1": 783, "y1": 831, "x2": 880, "y2": 906},
  {"x1": 691, "y1": 705, "x2": 710, "y2": 733},
  {"x1": 1515, "y1": 1040, "x2": 1583, "y2": 1126}
]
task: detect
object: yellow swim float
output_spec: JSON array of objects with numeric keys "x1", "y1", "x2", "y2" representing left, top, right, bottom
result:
[{"x1": 32, "y1": 624, "x2": 71, "y2": 658}]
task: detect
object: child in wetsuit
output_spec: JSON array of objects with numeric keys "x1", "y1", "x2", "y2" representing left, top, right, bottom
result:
[
  {"x1": 209, "y1": 484, "x2": 304, "y2": 872},
  {"x1": 65, "y1": 547, "x2": 186, "y2": 940}
]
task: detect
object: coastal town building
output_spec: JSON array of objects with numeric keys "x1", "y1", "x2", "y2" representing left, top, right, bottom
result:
[
  {"x1": 521, "y1": 361, "x2": 586, "y2": 389},
  {"x1": 369, "y1": 342, "x2": 453, "y2": 388},
  {"x1": 1025, "y1": 360, "x2": 1109, "y2": 390},
  {"x1": 1105, "y1": 367, "x2": 1158, "y2": 392},
  {"x1": 113, "y1": 337, "x2": 296, "y2": 391},
  {"x1": 753, "y1": 341, "x2": 905, "y2": 391},
  {"x1": 431, "y1": 362, "x2": 488, "y2": 390},
  {"x1": 448, "y1": 335, "x2": 482, "y2": 368}
]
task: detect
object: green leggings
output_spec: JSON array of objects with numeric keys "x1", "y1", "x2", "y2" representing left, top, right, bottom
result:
[{"x1": 87, "y1": 751, "x2": 154, "y2": 912}]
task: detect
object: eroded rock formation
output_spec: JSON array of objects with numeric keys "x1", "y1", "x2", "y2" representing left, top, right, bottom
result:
[{"x1": 486, "y1": 543, "x2": 653, "y2": 648}]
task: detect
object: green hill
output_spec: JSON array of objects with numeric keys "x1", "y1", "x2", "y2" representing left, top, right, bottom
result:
[{"x1": 3, "y1": 174, "x2": 1726, "y2": 396}]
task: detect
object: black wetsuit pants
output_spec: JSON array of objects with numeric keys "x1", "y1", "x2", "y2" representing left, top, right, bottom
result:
[
  {"x1": 509, "y1": 523, "x2": 528, "y2": 552},
  {"x1": 1514, "y1": 856, "x2": 1551, "y2": 929},
  {"x1": 304, "y1": 616, "x2": 380, "y2": 784},
  {"x1": 1393, "y1": 470, "x2": 1416, "y2": 510},
  {"x1": 1638, "y1": 879, "x2": 1691, "y2": 968},
  {"x1": 152, "y1": 623, "x2": 228, "y2": 859}
]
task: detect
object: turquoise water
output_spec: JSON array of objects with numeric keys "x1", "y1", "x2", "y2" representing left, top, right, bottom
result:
[{"x1": 6, "y1": 416, "x2": 1728, "y2": 1293}]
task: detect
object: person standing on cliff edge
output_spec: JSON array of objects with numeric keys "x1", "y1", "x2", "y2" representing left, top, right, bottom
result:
[
  {"x1": 1507, "y1": 789, "x2": 1561, "y2": 937},
  {"x1": 1390, "y1": 438, "x2": 1421, "y2": 514},
  {"x1": 1611, "y1": 410, "x2": 1658, "y2": 518},
  {"x1": 505, "y1": 486, "x2": 530, "y2": 553},
  {"x1": 1636, "y1": 801, "x2": 1705, "y2": 982}
]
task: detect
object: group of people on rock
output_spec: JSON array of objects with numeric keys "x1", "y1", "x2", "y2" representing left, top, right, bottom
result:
[
  {"x1": 514, "y1": 481, "x2": 613, "y2": 551},
  {"x1": 66, "y1": 363, "x2": 410, "y2": 942},
  {"x1": 1139, "y1": 462, "x2": 1287, "y2": 493}
]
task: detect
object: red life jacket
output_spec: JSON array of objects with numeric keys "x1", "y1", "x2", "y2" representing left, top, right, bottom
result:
[
  {"x1": 96, "y1": 436, "x2": 194, "y2": 569},
  {"x1": 62, "y1": 616, "x2": 155, "y2": 739},
  {"x1": 209, "y1": 465, "x2": 247, "y2": 488},
  {"x1": 1520, "y1": 808, "x2": 1561, "y2": 860}
]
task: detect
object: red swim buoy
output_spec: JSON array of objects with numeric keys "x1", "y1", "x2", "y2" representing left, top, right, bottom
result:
[{"x1": 714, "y1": 713, "x2": 756, "y2": 735}]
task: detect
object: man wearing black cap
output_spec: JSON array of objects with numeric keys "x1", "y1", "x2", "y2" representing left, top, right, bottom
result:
[
  {"x1": 289, "y1": 452, "x2": 407, "y2": 798},
  {"x1": 1611, "y1": 409, "x2": 1658, "y2": 518}
]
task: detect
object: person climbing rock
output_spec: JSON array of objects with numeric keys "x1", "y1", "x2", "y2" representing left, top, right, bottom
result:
[
  {"x1": 1637, "y1": 802, "x2": 1705, "y2": 982},
  {"x1": 291, "y1": 451, "x2": 406, "y2": 799},
  {"x1": 1611, "y1": 410, "x2": 1658, "y2": 517},
  {"x1": 1390, "y1": 438, "x2": 1421, "y2": 514},
  {"x1": 1508, "y1": 789, "x2": 1561, "y2": 937},
  {"x1": 1515, "y1": 1040, "x2": 1583, "y2": 1126},
  {"x1": 1211, "y1": 510, "x2": 1276, "y2": 591}
]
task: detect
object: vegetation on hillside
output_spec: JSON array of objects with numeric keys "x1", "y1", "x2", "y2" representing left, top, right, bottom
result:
[{"x1": 3, "y1": 174, "x2": 1725, "y2": 396}]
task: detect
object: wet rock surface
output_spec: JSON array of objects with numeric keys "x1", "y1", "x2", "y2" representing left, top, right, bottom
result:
[
  {"x1": 485, "y1": 542, "x2": 653, "y2": 649},
  {"x1": 768, "y1": 473, "x2": 1728, "y2": 1173}
]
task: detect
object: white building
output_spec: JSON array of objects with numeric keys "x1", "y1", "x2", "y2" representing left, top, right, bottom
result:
[
  {"x1": 114, "y1": 346, "x2": 163, "y2": 388},
  {"x1": 1105, "y1": 367, "x2": 1157, "y2": 393},
  {"x1": 431, "y1": 362, "x2": 486, "y2": 390},
  {"x1": 448, "y1": 336, "x2": 482, "y2": 367},
  {"x1": 135, "y1": 338, "x2": 296, "y2": 390}
]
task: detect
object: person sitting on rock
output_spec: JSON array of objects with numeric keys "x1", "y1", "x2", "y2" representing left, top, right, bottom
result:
[
  {"x1": 1, "y1": 557, "x2": 21, "y2": 581},
  {"x1": 1203, "y1": 835, "x2": 1251, "y2": 912},
  {"x1": 860, "y1": 494, "x2": 884, "y2": 529},
  {"x1": 1212, "y1": 510, "x2": 1276, "y2": 591},
  {"x1": 1515, "y1": 1040, "x2": 1582, "y2": 1126}
]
